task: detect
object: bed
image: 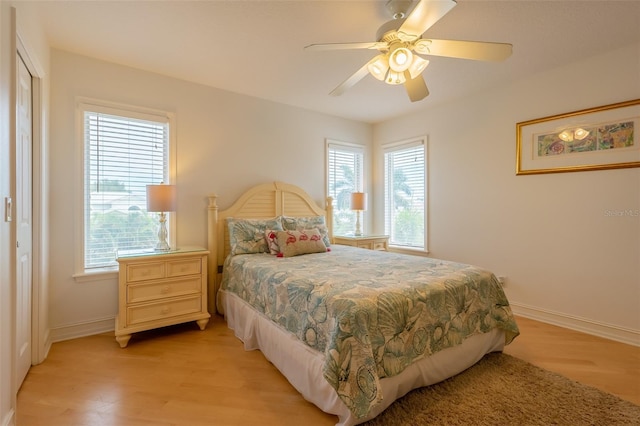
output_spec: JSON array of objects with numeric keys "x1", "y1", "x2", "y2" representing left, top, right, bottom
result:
[{"x1": 207, "y1": 181, "x2": 519, "y2": 426}]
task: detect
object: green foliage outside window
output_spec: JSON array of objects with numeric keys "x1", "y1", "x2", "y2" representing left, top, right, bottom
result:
[
  {"x1": 88, "y1": 209, "x2": 157, "y2": 265},
  {"x1": 86, "y1": 179, "x2": 158, "y2": 265},
  {"x1": 330, "y1": 163, "x2": 359, "y2": 236},
  {"x1": 390, "y1": 168, "x2": 424, "y2": 246}
]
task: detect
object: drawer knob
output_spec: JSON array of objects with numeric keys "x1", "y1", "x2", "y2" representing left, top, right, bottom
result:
[
  {"x1": 160, "y1": 307, "x2": 170, "y2": 315},
  {"x1": 161, "y1": 286, "x2": 170, "y2": 294}
]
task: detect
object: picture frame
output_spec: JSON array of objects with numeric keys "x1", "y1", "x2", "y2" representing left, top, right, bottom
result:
[{"x1": 516, "y1": 99, "x2": 640, "y2": 175}]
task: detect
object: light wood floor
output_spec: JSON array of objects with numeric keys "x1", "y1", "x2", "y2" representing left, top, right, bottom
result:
[{"x1": 17, "y1": 315, "x2": 639, "y2": 425}]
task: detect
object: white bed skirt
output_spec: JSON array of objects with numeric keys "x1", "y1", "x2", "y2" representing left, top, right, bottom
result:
[{"x1": 219, "y1": 289, "x2": 505, "y2": 426}]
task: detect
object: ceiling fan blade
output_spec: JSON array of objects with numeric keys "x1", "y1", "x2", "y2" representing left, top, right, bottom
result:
[
  {"x1": 404, "y1": 72, "x2": 429, "y2": 102},
  {"x1": 398, "y1": 0, "x2": 457, "y2": 41},
  {"x1": 329, "y1": 60, "x2": 373, "y2": 96},
  {"x1": 305, "y1": 41, "x2": 387, "y2": 51},
  {"x1": 415, "y1": 39, "x2": 513, "y2": 61}
]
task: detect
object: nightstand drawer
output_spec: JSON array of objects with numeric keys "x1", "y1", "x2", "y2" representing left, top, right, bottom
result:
[
  {"x1": 127, "y1": 277, "x2": 202, "y2": 303},
  {"x1": 166, "y1": 258, "x2": 202, "y2": 277},
  {"x1": 126, "y1": 262, "x2": 165, "y2": 283},
  {"x1": 372, "y1": 241, "x2": 388, "y2": 251},
  {"x1": 356, "y1": 241, "x2": 374, "y2": 249},
  {"x1": 127, "y1": 295, "x2": 202, "y2": 325}
]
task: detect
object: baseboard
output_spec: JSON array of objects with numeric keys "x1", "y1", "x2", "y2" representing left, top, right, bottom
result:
[
  {"x1": 42, "y1": 328, "x2": 53, "y2": 360},
  {"x1": 50, "y1": 317, "x2": 115, "y2": 343},
  {"x1": 41, "y1": 327, "x2": 52, "y2": 361},
  {"x1": 1, "y1": 409, "x2": 15, "y2": 426},
  {"x1": 32, "y1": 327, "x2": 53, "y2": 365},
  {"x1": 511, "y1": 302, "x2": 640, "y2": 347}
]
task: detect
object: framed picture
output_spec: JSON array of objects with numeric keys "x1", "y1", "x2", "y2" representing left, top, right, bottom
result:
[{"x1": 516, "y1": 99, "x2": 640, "y2": 175}]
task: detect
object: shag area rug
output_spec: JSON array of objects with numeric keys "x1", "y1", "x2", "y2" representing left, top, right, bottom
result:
[{"x1": 363, "y1": 352, "x2": 640, "y2": 425}]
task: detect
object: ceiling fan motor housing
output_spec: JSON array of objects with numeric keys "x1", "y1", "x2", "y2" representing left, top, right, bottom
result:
[
  {"x1": 386, "y1": 0, "x2": 414, "y2": 19},
  {"x1": 376, "y1": 19, "x2": 407, "y2": 43}
]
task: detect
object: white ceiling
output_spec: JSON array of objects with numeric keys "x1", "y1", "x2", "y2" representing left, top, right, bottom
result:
[{"x1": 27, "y1": 0, "x2": 640, "y2": 123}]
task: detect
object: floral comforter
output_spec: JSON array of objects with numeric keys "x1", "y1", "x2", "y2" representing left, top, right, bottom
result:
[{"x1": 221, "y1": 245, "x2": 519, "y2": 418}]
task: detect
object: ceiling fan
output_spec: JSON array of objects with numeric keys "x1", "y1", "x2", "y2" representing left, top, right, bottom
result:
[{"x1": 305, "y1": 0, "x2": 512, "y2": 102}]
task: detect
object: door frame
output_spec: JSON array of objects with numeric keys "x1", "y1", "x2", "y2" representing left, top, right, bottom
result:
[{"x1": 16, "y1": 32, "x2": 49, "y2": 369}]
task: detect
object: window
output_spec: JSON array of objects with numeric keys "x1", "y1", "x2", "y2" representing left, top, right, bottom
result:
[
  {"x1": 79, "y1": 99, "x2": 175, "y2": 270},
  {"x1": 327, "y1": 140, "x2": 364, "y2": 236},
  {"x1": 383, "y1": 137, "x2": 426, "y2": 250}
]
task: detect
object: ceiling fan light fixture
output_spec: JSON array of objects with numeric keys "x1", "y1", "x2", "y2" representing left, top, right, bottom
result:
[
  {"x1": 308, "y1": 0, "x2": 511, "y2": 102},
  {"x1": 389, "y1": 47, "x2": 413, "y2": 72},
  {"x1": 367, "y1": 55, "x2": 390, "y2": 81},
  {"x1": 408, "y1": 56, "x2": 429, "y2": 79}
]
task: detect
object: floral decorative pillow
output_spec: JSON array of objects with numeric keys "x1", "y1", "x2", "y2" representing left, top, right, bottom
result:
[
  {"x1": 227, "y1": 217, "x2": 283, "y2": 255},
  {"x1": 275, "y1": 229, "x2": 327, "y2": 257},
  {"x1": 281, "y1": 215, "x2": 330, "y2": 247}
]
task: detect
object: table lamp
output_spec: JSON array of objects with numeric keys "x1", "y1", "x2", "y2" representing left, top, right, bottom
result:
[
  {"x1": 350, "y1": 192, "x2": 367, "y2": 236},
  {"x1": 146, "y1": 183, "x2": 177, "y2": 251}
]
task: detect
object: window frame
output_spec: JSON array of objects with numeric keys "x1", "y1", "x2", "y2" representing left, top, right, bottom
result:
[
  {"x1": 382, "y1": 136, "x2": 428, "y2": 252},
  {"x1": 74, "y1": 98, "x2": 176, "y2": 279},
  {"x1": 326, "y1": 139, "x2": 365, "y2": 236}
]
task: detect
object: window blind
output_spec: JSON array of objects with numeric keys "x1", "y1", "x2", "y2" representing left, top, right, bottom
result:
[
  {"x1": 327, "y1": 142, "x2": 364, "y2": 236},
  {"x1": 384, "y1": 140, "x2": 426, "y2": 249},
  {"x1": 83, "y1": 109, "x2": 169, "y2": 268}
]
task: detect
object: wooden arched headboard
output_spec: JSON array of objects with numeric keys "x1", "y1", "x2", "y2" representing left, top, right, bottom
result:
[{"x1": 207, "y1": 181, "x2": 333, "y2": 313}]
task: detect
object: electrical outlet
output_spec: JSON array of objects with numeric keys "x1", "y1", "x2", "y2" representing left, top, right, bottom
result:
[{"x1": 497, "y1": 276, "x2": 507, "y2": 287}]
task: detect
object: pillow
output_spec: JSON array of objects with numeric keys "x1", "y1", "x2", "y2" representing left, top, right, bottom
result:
[
  {"x1": 281, "y1": 215, "x2": 331, "y2": 247},
  {"x1": 276, "y1": 229, "x2": 327, "y2": 257},
  {"x1": 227, "y1": 217, "x2": 283, "y2": 255}
]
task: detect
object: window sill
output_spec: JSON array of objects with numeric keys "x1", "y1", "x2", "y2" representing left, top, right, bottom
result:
[
  {"x1": 73, "y1": 267, "x2": 118, "y2": 283},
  {"x1": 388, "y1": 246, "x2": 430, "y2": 257}
]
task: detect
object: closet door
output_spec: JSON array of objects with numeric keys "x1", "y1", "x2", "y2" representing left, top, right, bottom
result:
[{"x1": 16, "y1": 52, "x2": 33, "y2": 388}]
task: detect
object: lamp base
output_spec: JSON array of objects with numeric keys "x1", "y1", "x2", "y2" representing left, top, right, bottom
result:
[
  {"x1": 154, "y1": 212, "x2": 171, "y2": 252},
  {"x1": 154, "y1": 242, "x2": 171, "y2": 252},
  {"x1": 354, "y1": 211, "x2": 362, "y2": 236}
]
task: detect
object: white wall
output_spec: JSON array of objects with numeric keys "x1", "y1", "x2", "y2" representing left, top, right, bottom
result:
[
  {"x1": 373, "y1": 42, "x2": 640, "y2": 344},
  {"x1": 48, "y1": 49, "x2": 372, "y2": 338}
]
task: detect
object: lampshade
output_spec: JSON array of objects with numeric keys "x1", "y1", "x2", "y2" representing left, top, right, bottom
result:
[
  {"x1": 389, "y1": 47, "x2": 413, "y2": 73},
  {"x1": 367, "y1": 54, "x2": 390, "y2": 81},
  {"x1": 146, "y1": 184, "x2": 177, "y2": 212},
  {"x1": 350, "y1": 192, "x2": 367, "y2": 211},
  {"x1": 408, "y1": 56, "x2": 429, "y2": 79}
]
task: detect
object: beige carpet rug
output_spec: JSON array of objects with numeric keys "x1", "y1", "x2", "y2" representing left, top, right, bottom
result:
[{"x1": 363, "y1": 352, "x2": 640, "y2": 425}]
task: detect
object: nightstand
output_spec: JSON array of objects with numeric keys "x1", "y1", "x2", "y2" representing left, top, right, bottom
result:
[
  {"x1": 115, "y1": 247, "x2": 211, "y2": 348},
  {"x1": 333, "y1": 235, "x2": 389, "y2": 251}
]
